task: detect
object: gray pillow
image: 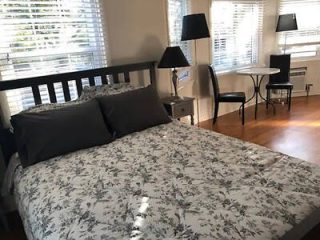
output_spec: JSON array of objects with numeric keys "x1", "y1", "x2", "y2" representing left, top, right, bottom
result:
[
  {"x1": 11, "y1": 100, "x2": 113, "y2": 167},
  {"x1": 22, "y1": 99, "x2": 84, "y2": 114},
  {"x1": 79, "y1": 83, "x2": 143, "y2": 101},
  {"x1": 97, "y1": 85, "x2": 171, "y2": 138}
]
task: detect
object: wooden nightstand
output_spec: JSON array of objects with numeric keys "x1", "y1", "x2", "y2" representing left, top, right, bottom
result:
[{"x1": 161, "y1": 96, "x2": 195, "y2": 125}]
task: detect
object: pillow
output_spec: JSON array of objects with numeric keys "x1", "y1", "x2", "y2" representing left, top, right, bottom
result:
[
  {"x1": 97, "y1": 85, "x2": 171, "y2": 138},
  {"x1": 79, "y1": 83, "x2": 142, "y2": 101},
  {"x1": 22, "y1": 99, "x2": 84, "y2": 114},
  {"x1": 11, "y1": 100, "x2": 113, "y2": 167}
]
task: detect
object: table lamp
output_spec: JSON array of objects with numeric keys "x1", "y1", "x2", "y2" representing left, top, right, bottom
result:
[
  {"x1": 276, "y1": 14, "x2": 298, "y2": 54},
  {"x1": 158, "y1": 46, "x2": 190, "y2": 97}
]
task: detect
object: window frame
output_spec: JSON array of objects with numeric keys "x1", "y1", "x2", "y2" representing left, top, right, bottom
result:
[
  {"x1": 0, "y1": 0, "x2": 108, "y2": 114},
  {"x1": 210, "y1": 0, "x2": 264, "y2": 74},
  {"x1": 277, "y1": 0, "x2": 320, "y2": 61},
  {"x1": 166, "y1": 0, "x2": 193, "y2": 66}
]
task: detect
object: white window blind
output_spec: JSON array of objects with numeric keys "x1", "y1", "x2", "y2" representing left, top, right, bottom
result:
[
  {"x1": 211, "y1": 0, "x2": 264, "y2": 72},
  {"x1": 167, "y1": 0, "x2": 192, "y2": 63},
  {"x1": 278, "y1": 0, "x2": 320, "y2": 58},
  {"x1": 0, "y1": 0, "x2": 107, "y2": 115}
]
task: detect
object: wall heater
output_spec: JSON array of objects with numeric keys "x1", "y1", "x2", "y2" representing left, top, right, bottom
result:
[{"x1": 290, "y1": 67, "x2": 308, "y2": 93}]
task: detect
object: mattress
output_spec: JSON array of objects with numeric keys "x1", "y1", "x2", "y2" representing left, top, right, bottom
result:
[{"x1": 13, "y1": 121, "x2": 320, "y2": 239}]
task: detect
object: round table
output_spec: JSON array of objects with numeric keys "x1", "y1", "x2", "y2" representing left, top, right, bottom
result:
[{"x1": 237, "y1": 67, "x2": 280, "y2": 119}]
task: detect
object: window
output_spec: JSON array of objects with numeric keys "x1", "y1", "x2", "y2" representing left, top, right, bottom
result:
[
  {"x1": 167, "y1": 0, "x2": 192, "y2": 64},
  {"x1": 0, "y1": 0, "x2": 107, "y2": 114},
  {"x1": 278, "y1": 0, "x2": 320, "y2": 58},
  {"x1": 211, "y1": 0, "x2": 264, "y2": 72}
]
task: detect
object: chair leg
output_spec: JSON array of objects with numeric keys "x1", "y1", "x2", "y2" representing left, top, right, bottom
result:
[
  {"x1": 288, "y1": 88, "x2": 292, "y2": 111},
  {"x1": 242, "y1": 102, "x2": 245, "y2": 125},
  {"x1": 213, "y1": 101, "x2": 219, "y2": 124}
]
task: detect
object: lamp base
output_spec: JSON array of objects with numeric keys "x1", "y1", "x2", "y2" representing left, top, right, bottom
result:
[
  {"x1": 172, "y1": 68, "x2": 179, "y2": 97},
  {"x1": 170, "y1": 95, "x2": 183, "y2": 100}
]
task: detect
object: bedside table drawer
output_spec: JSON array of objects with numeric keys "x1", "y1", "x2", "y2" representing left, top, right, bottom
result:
[{"x1": 172, "y1": 102, "x2": 193, "y2": 118}]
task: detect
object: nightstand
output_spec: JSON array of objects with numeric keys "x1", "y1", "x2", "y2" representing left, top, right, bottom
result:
[{"x1": 161, "y1": 96, "x2": 195, "y2": 125}]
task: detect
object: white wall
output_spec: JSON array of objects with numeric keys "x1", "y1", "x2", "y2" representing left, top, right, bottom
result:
[{"x1": 103, "y1": 0, "x2": 172, "y2": 96}]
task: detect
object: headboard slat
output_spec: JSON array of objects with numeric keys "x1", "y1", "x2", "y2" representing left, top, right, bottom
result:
[
  {"x1": 89, "y1": 77, "x2": 95, "y2": 86},
  {"x1": 47, "y1": 83, "x2": 57, "y2": 103},
  {"x1": 31, "y1": 85, "x2": 42, "y2": 105},
  {"x1": 113, "y1": 74, "x2": 119, "y2": 83},
  {"x1": 101, "y1": 75, "x2": 108, "y2": 85},
  {"x1": 124, "y1": 72, "x2": 130, "y2": 83},
  {"x1": 75, "y1": 79, "x2": 83, "y2": 97},
  {"x1": 62, "y1": 81, "x2": 71, "y2": 102},
  {"x1": 150, "y1": 67, "x2": 156, "y2": 84}
]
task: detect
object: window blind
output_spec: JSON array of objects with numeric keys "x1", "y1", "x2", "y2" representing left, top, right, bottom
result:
[
  {"x1": 278, "y1": 0, "x2": 320, "y2": 58},
  {"x1": 0, "y1": 0, "x2": 107, "y2": 114},
  {"x1": 211, "y1": 0, "x2": 264, "y2": 72},
  {"x1": 167, "y1": 0, "x2": 192, "y2": 63}
]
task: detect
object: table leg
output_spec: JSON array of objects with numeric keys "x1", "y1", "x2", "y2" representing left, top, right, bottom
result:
[
  {"x1": 251, "y1": 75, "x2": 260, "y2": 120},
  {"x1": 245, "y1": 76, "x2": 257, "y2": 104},
  {"x1": 239, "y1": 75, "x2": 256, "y2": 114},
  {"x1": 239, "y1": 72, "x2": 277, "y2": 119},
  {"x1": 258, "y1": 75, "x2": 276, "y2": 114},
  {"x1": 241, "y1": 74, "x2": 275, "y2": 120}
]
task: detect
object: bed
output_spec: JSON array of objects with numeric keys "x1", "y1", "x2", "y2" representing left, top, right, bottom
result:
[{"x1": 0, "y1": 61, "x2": 319, "y2": 240}]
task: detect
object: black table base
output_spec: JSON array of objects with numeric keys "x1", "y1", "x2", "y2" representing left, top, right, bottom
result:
[{"x1": 242, "y1": 74, "x2": 276, "y2": 119}]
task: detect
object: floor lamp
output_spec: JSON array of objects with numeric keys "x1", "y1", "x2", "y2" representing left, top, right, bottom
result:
[
  {"x1": 181, "y1": 13, "x2": 210, "y2": 126},
  {"x1": 276, "y1": 14, "x2": 298, "y2": 54}
]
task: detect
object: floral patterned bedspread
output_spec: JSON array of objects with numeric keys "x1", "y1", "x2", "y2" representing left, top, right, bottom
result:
[{"x1": 14, "y1": 121, "x2": 320, "y2": 240}]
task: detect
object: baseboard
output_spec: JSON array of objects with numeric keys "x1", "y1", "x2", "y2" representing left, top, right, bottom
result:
[{"x1": 208, "y1": 93, "x2": 320, "y2": 121}]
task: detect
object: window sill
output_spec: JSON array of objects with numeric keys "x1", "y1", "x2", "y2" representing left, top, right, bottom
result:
[
  {"x1": 215, "y1": 64, "x2": 263, "y2": 77},
  {"x1": 291, "y1": 56, "x2": 320, "y2": 63}
]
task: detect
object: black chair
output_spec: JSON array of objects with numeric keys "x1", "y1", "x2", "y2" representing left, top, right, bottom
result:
[
  {"x1": 266, "y1": 54, "x2": 293, "y2": 111},
  {"x1": 209, "y1": 65, "x2": 246, "y2": 125}
]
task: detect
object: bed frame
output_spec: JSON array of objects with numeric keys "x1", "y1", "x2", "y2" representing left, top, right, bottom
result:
[
  {"x1": 0, "y1": 61, "x2": 156, "y2": 181},
  {"x1": 1, "y1": 61, "x2": 320, "y2": 239}
]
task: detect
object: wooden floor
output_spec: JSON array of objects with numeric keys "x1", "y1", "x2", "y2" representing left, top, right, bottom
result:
[
  {"x1": 1, "y1": 95, "x2": 320, "y2": 239},
  {"x1": 200, "y1": 95, "x2": 320, "y2": 165}
]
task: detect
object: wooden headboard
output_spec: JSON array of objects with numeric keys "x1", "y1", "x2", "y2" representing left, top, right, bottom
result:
[
  {"x1": 0, "y1": 61, "x2": 156, "y2": 172},
  {"x1": 0, "y1": 61, "x2": 156, "y2": 106}
]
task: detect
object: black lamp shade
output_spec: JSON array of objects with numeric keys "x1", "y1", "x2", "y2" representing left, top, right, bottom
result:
[
  {"x1": 181, "y1": 13, "x2": 210, "y2": 41},
  {"x1": 276, "y1": 14, "x2": 298, "y2": 32},
  {"x1": 158, "y1": 46, "x2": 190, "y2": 69}
]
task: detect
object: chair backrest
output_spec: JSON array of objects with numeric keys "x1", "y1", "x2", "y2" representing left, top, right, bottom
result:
[
  {"x1": 208, "y1": 65, "x2": 220, "y2": 100},
  {"x1": 269, "y1": 54, "x2": 291, "y2": 84}
]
